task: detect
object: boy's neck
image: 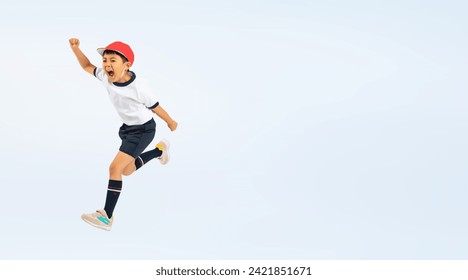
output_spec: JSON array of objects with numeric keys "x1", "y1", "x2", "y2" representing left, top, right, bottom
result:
[{"x1": 117, "y1": 72, "x2": 132, "y2": 83}]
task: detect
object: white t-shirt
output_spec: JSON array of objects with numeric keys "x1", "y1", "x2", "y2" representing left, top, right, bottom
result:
[{"x1": 94, "y1": 68, "x2": 159, "y2": 125}]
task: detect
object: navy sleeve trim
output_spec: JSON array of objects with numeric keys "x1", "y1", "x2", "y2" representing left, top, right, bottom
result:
[
  {"x1": 93, "y1": 67, "x2": 97, "y2": 77},
  {"x1": 148, "y1": 102, "x2": 159, "y2": 110}
]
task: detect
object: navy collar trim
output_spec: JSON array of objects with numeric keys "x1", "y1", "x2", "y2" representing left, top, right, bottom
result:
[{"x1": 113, "y1": 71, "x2": 136, "y2": 87}]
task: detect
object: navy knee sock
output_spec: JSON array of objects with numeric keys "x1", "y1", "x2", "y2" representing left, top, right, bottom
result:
[
  {"x1": 135, "y1": 147, "x2": 162, "y2": 170},
  {"x1": 104, "y1": 180, "x2": 122, "y2": 218}
]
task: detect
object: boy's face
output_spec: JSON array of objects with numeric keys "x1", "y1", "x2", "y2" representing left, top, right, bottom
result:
[{"x1": 102, "y1": 53, "x2": 129, "y2": 83}]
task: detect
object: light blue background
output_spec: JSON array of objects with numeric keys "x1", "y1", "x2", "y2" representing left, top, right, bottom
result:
[{"x1": 0, "y1": 0, "x2": 467, "y2": 259}]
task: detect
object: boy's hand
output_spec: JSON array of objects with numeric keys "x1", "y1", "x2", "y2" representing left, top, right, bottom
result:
[
  {"x1": 168, "y1": 120, "x2": 178, "y2": 131},
  {"x1": 69, "y1": 38, "x2": 80, "y2": 49}
]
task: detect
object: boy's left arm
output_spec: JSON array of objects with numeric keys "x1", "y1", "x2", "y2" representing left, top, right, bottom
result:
[{"x1": 152, "y1": 106, "x2": 178, "y2": 131}]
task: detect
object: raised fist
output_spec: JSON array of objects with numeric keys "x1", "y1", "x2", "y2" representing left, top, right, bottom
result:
[{"x1": 69, "y1": 38, "x2": 80, "y2": 48}]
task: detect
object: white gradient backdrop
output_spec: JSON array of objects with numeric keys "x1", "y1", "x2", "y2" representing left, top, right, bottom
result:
[{"x1": 0, "y1": 0, "x2": 467, "y2": 259}]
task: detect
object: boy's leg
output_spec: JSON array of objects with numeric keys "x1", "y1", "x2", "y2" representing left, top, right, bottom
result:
[
  {"x1": 104, "y1": 151, "x2": 135, "y2": 218},
  {"x1": 109, "y1": 151, "x2": 135, "y2": 181},
  {"x1": 81, "y1": 150, "x2": 142, "y2": 230},
  {"x1": 121, "y1": 140, "x2": 169, "y2": 176},
  {"x1": 122, "y1": 161, "x2": 137, "y2": 177}
]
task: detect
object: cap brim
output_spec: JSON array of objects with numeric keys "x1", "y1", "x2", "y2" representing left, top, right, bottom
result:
[{"x1": 96, "y1": 47, "x2": 106, "y2": 56}]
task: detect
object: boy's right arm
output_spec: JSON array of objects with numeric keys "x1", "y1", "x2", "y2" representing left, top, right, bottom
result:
[{"x1": 69, "y1": 38, "x2": 96, "y2": 75}]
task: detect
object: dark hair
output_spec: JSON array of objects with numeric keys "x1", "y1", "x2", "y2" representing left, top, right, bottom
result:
[{"x1": 103, "y1": 50, "x2": 128, "y2": 63}]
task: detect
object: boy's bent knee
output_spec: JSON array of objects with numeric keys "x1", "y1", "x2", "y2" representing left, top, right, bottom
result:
[{"x1": 109, "y1": 164, "x2": 124, "y2": 176}]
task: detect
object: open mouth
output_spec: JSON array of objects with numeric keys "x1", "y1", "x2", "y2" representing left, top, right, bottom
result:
[{"x1": 106, "y1": 70, "x2": 115, "y2": 78}]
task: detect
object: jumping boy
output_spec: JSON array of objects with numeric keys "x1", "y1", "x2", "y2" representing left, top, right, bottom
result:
[{"x1": 69, "y1": 38, "x2": 178, "y2": 231}]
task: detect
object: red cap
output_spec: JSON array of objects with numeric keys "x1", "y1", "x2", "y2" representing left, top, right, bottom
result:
[{"x1": 97, "y1": 41, "x2": 134, "y2": 65}]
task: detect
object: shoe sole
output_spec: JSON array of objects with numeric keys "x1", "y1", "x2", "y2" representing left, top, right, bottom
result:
[{"x1": 81, "y1": 215, "x2": 112, "y2": 231}]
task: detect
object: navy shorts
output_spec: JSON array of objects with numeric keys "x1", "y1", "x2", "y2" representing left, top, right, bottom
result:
[{"x1": 118, "y1": 119, "x2": 156, "y2": 158}]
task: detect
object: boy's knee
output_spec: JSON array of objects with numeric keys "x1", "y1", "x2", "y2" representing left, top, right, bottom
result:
[{"x1": 109, "y1": 164, "x2": 124, "y2": 176}]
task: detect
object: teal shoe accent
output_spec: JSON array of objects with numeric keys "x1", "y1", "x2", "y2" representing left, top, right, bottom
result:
[{"x1": 98, "y1": 216, "x2": 110, "y2": 225}]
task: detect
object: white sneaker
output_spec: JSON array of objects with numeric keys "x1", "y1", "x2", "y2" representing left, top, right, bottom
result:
[
  {"x1": 156, "y1": 139, "x2": 170, "y2": 165},
  {"x1": 81, "y1": 209, "x2": 114, "y2": 231}
]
